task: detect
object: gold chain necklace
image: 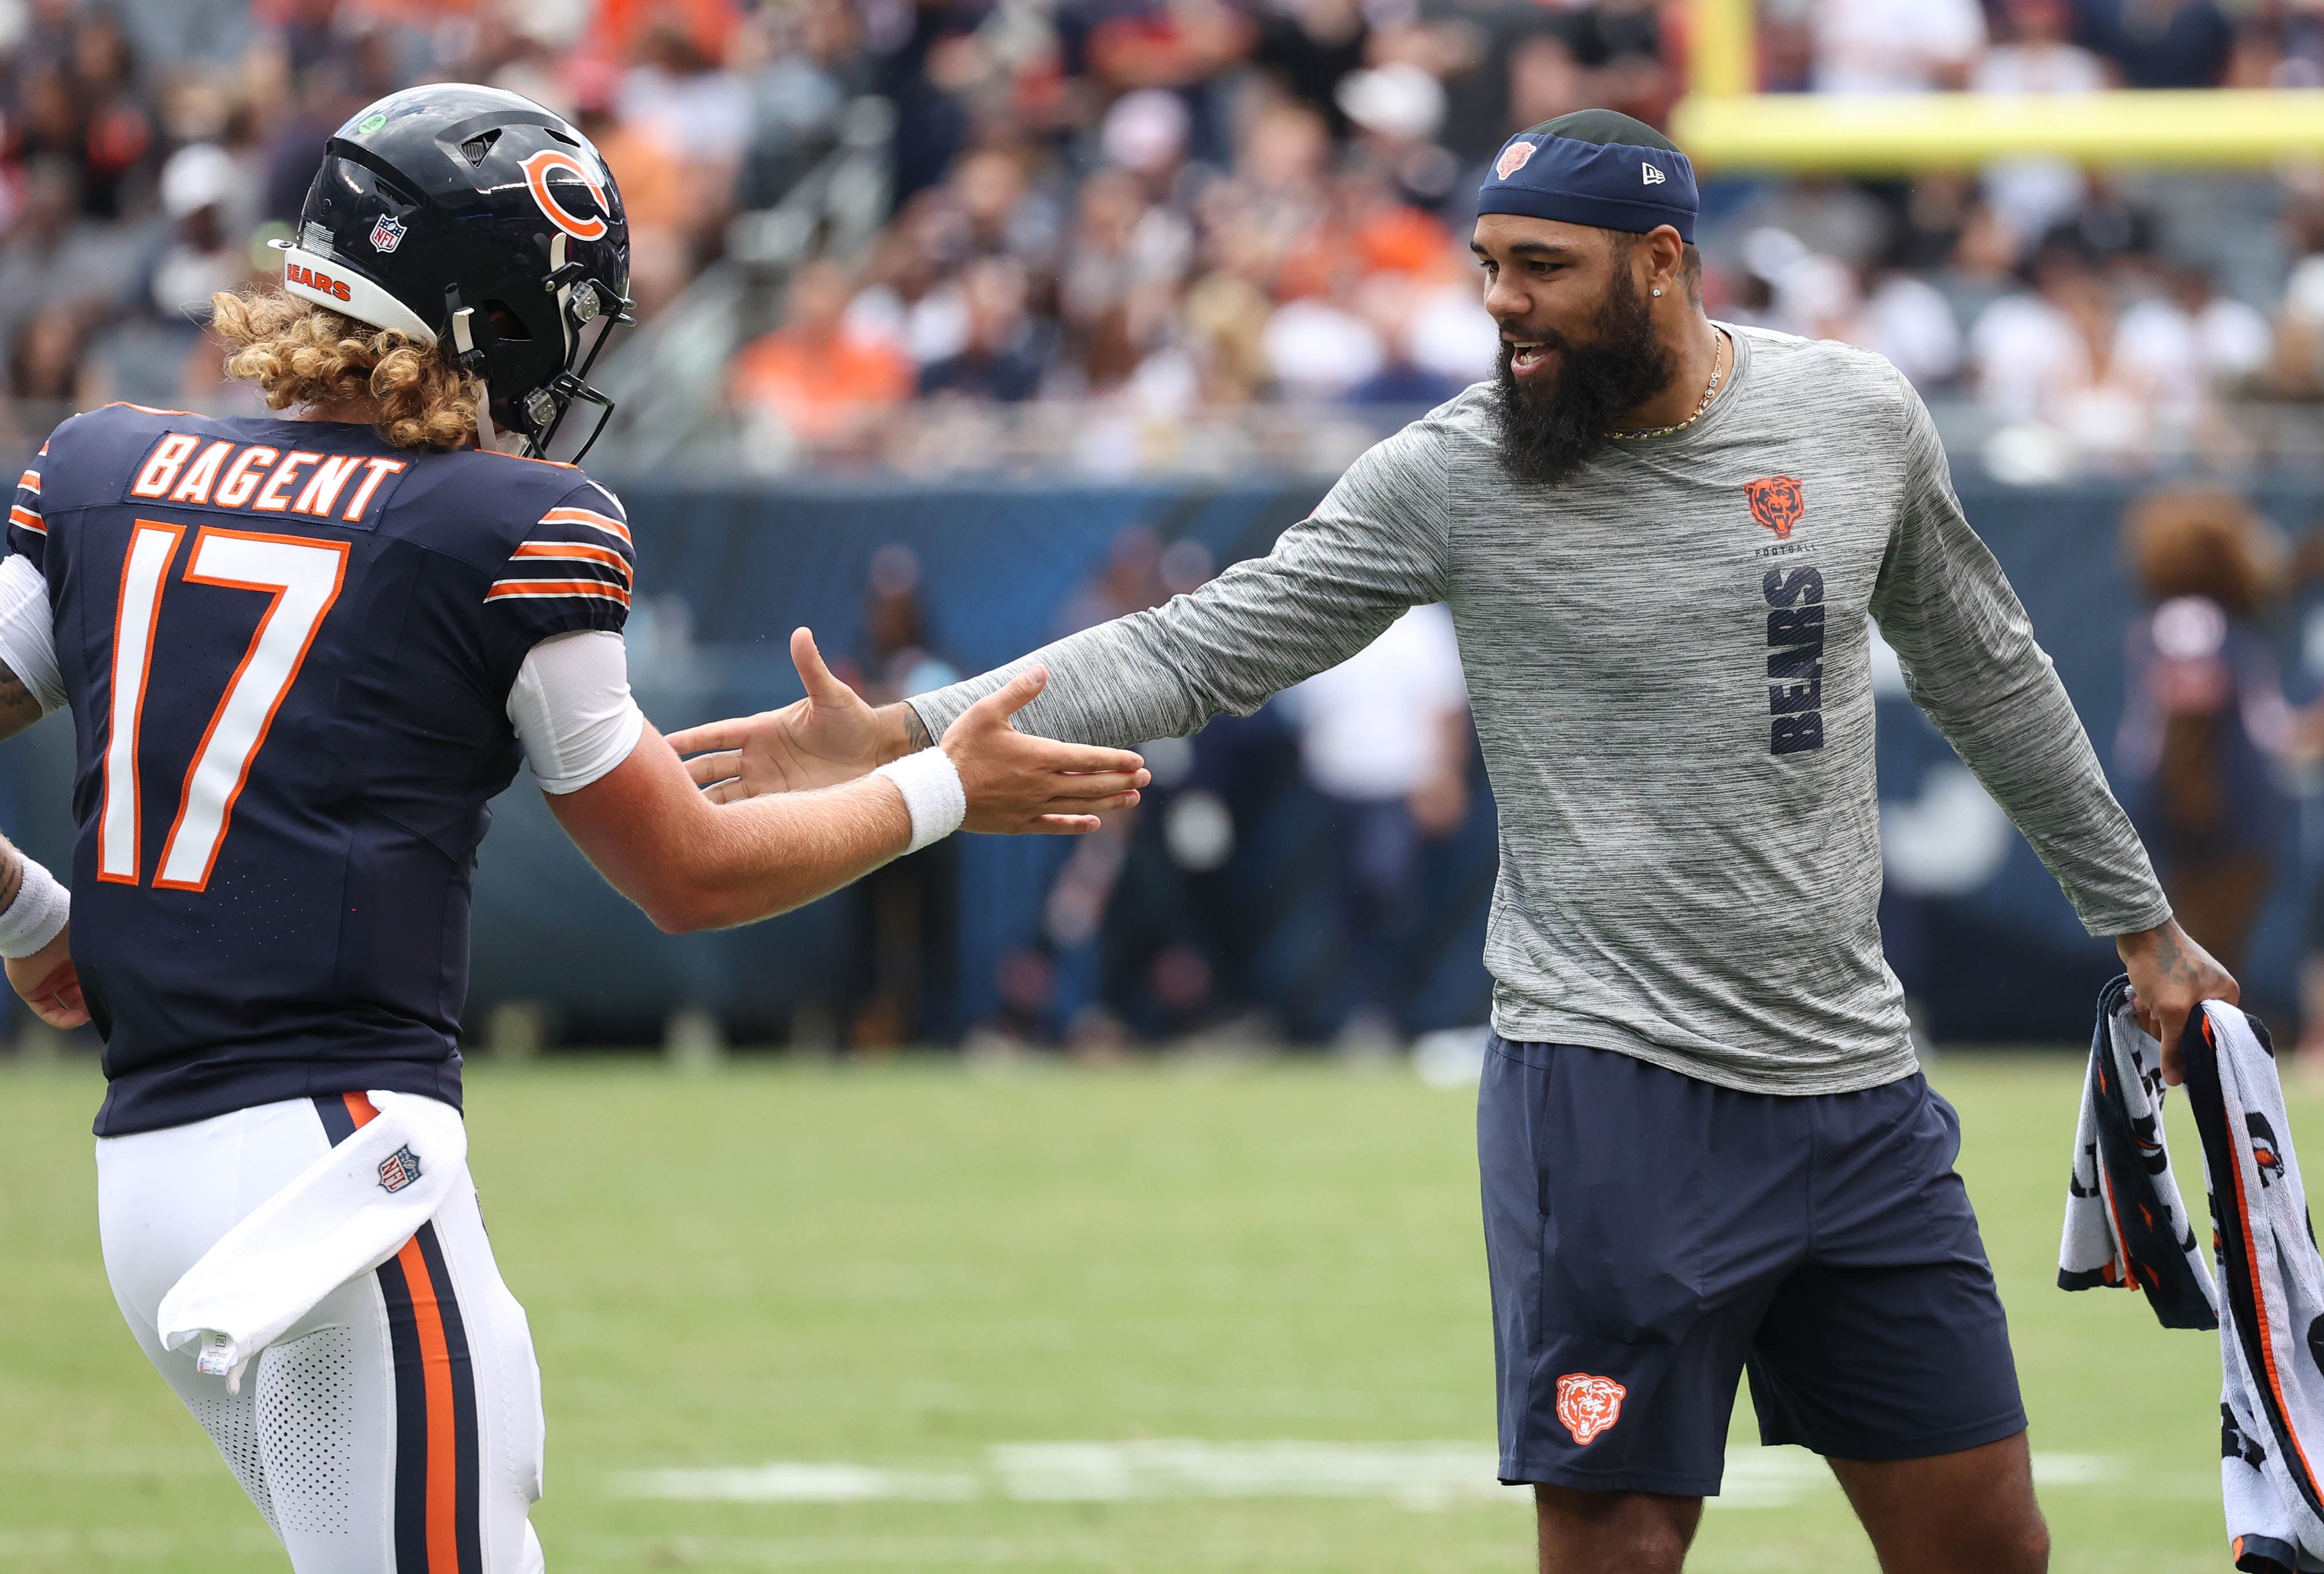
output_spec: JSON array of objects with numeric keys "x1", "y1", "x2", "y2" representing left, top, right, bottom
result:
[{"x1": 1608, "y1": 328, "x2": 1728, "y2": 441}]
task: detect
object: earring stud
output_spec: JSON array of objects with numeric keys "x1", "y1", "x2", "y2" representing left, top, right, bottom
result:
[{"x1": 1653, "y1": 288, "x2": 1663, "y2": 296}]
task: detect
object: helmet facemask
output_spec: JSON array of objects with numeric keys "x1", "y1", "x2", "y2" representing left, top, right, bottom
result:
[{"x1": 446, "y1": 232, "x2": 634, "y2": 461}]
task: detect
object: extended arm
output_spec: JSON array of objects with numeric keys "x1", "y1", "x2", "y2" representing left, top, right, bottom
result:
[
  {"x1": 551, "y1": 728, "x2": 922, "y2": 931},
  {"x1": 0, "y1": 553, "x2": 63, "y2": 742},
  {"x1": 1869, "y1": 372, "x2": 2232, "y2": 1064},
  {"x1": 0, "y1": 553, "x2": 82, "y2": 1025},
  {"x1": 673, "y1": 422, "x2": 1457, "y2": 795},
  {"x1": 904, "y1": 425, "x2": 1455, "y2": 750},
  {"x1": 552, "y1": 658, "x2": 1145, "y2": 932},
  {"x1": 0, "y1": 824, "x2": 80, "y2": 1026}
]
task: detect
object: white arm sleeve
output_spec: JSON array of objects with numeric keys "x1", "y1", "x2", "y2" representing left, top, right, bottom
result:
[
  {"x1": 506, "y1": 630, "x2": 647, "y2": 795},
  {"x1": 0, "y1": 553, "x2": 63, "y2": 713}
]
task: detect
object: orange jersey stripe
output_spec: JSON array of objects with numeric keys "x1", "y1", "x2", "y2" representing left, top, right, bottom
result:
[
  {"x1": 512, "y1": 540, "x2": 633, "y2": 581},
  {"x1": 537, "y1": 506, "x2": 631, "y2": 545},
  {"x1": 10, "y1": 505, "x2": 45, "y2": 533},
  {"x1": 485, "y1": 579, "x2": 631, "y2": 606},
  {"x1": 394, "y1": 1235, "x2": 463, "y2": 1573},
  {"x1": 17, "y1": 470, "x2": 39, "y2": 493}
]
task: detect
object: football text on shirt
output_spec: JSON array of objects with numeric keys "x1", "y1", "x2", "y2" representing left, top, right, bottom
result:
[{"x1": 119, "y1": 433, "x2": 410, "y2": 529}]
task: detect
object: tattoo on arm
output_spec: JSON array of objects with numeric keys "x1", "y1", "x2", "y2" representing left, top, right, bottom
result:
[
  {"x1": 0, "y1": 658, "x2": 41, "y2": 743},
  {"x1": 901, "y1": 705, "x2": 931, "y2": 752}
]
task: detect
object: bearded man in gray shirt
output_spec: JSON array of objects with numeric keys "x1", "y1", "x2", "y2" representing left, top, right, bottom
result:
[{"x1": 674, "y1": 110, "x2": 2235, "y2": 1573}]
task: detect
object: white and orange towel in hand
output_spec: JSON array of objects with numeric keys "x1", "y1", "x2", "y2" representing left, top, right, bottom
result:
[
  {"x1": 2063, "y1": 979, "x2": 2324, "y2": 1574},
  {"x1": 156, "y1": 1090, "x2": 466, "y2": 1393}
]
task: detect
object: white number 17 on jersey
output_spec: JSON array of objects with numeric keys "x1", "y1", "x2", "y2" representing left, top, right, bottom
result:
[{"x1": 100, "y1": 523, "x2": 349, "y2": 891}]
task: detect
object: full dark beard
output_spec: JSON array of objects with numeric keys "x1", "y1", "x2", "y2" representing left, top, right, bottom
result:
[{"x1": 1491, "y1": 272, "x2": 1677, "y2": 485}]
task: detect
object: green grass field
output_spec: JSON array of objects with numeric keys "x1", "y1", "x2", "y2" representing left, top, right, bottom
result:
[{"x1": 0, "y1": 1050, "x2": 2278, "y2": 1572}]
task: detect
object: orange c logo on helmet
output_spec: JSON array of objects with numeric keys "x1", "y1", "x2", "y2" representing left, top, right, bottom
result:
[{"x1": 520, "y1": 148, "x2": 610, "y2": 242}]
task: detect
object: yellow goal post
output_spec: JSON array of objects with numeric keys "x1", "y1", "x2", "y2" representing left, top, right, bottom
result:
[{"x1": 1668, "y1": 0, "x2": 2324, "y2": 172}]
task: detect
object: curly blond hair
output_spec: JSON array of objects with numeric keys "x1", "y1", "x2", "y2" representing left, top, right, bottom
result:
[{"x1": 210, "y1": 288, "x2": 483, "y2": 452}]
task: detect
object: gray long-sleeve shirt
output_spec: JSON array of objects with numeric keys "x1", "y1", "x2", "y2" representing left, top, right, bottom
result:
[{"x1": 910, "y1": 325, "x2": 2172, "y2": 1094}]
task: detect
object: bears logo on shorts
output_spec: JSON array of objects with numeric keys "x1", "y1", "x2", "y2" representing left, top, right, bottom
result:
[
  {"x1": 1745, "y1": 475, "x2": 1805, "y2": 541},
  {"x1": 1555, "y1": 1373, "x2": 1627, "y2": 1445}
]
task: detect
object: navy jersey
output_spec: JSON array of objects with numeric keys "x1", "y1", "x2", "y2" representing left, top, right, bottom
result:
[{"x1": 8, "y1": 404, "x2": 635, "y2": 1136}]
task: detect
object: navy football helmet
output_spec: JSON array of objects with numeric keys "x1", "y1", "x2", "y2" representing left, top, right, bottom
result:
[{"x1": 276, "y1": 83, "x2": 634, "y2": 460}]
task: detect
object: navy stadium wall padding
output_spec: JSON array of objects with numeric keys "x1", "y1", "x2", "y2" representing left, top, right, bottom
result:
[{"x1": 1, "y1": 474, "x2": 2313, "y2": 1047}]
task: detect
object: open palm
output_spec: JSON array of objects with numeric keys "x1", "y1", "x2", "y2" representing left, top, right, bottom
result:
[{"x1": 669, "y1": 628, "x2": 884, "y2": 800}]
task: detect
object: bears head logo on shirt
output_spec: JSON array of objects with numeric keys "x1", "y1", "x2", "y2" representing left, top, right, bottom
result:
[
  {"x1": 1745, "y1": 476, "x2": 1806, "y2": 541},
  {"x1": 1555, "y1": 1373, "x2": 1626, "y2": 1445}
]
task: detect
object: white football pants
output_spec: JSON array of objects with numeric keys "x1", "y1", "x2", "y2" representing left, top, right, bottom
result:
[{"x1": 97, "y1": 1093, "x2": 546, "y2": 1574}]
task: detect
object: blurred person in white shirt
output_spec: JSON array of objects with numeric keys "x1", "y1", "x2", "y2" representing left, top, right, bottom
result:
[
  {"x1": 1848, "y1": 268, "x2": 1965, "y2": 388},
  {"x1": 1279, "y1": 603, "x2": 1471, "y2": 1046},
  {"x1": 1263, "y1": 286, "x2": 1384, "y2": 400},
  {"x1": 1975, "y1": 0, "x2": 2109, "y2": 93},
  {"x1": 619, "y1": 22, "x2": 754, "y2": 170},
  {"x1": 1972, "y1": 245, "x2": 2161, "y2": 461},
  {"x1": 2114, "y1": 264, "x2": 2271, "y2": 430},
  {"x1": 1813, "y1": 0, "x2": 1986, "y2": 93},
  {"x1": 1974, "y1": 0, "x2": 2109, "y2": 251},
  {"x1": 149, "y1": 143, "x2": 248, "y2": 321}
]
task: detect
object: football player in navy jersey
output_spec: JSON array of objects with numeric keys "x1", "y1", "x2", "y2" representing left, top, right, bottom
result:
[{"x1": 0, "y1": 85, "x2": 1147, "y2": 1574}]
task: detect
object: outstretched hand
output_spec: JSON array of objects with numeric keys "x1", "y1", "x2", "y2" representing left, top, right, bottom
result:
[
  {"x1": 6, "y1": 924, "x2": 85, "y2": 1029},
  {"x1": 669, "y1": 628, "x2": 885, "y2": 800},
  {"x1": 944, "y1": 666, "x2": 1149, "y2": 835},
  {"x1": 2117, "y1": 919, "x2": 2238, "y2": 1085}
]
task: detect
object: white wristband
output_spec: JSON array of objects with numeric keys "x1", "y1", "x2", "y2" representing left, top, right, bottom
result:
[
  {"x1": 0, "y1": 853, "x2": 68, "y2": 958},
  {"x1": 874, "y1": 748, "x2": 967, "y2": 854}
]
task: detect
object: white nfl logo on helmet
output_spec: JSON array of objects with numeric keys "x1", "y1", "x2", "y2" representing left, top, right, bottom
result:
[
  {"x1": 369, "y1": 212, "x2": 406, "y2": 253},
  {"x1": 1642, "y1": 163, "x2": 1665, "y2": 186}
]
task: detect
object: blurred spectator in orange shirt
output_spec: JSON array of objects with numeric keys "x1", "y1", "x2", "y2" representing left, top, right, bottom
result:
[
  {"x1": 582, "y1": 0, "x2": 741, "y2": 71},
  {"x1": 731, "y1": 258, "x2": 914, "y2": 459}
]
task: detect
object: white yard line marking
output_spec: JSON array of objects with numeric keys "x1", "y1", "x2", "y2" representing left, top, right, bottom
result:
[
  {"x1": 564, "y1": 1533, "x2": 1110, "y2": 1567},
  {"x1": 614, "y1": 1444, "x2": 2133, "y2": 1513},
  {"x1": 615, "y1": 1463, "x2": 982, "y2": 1504},
  {"x1": 2030, "y1": 1452, "x2": 2122, "y2": 1485}
]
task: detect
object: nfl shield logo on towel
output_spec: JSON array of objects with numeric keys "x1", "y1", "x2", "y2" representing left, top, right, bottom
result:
[
  {"x1": 369, "y1": 212, "x2": 406, "y2": 253},
  {"x1": 377, "y1": 1145, "x2": 422, "y2": 1193}
]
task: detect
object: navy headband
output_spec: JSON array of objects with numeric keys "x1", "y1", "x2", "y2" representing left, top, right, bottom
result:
[{"x1": 1476, "y1": 133, "x2": 1698, "y2": 244}]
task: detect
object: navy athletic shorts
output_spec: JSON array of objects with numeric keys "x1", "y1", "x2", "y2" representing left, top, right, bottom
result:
[{"x1": 1479, "y1": 1037, "x2": 2026, "y2": 1496}]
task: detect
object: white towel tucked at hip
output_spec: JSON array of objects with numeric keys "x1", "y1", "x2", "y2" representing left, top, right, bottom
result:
[{"x1": 157, "y1": 1090, "x2": 466, "y2": 1392}]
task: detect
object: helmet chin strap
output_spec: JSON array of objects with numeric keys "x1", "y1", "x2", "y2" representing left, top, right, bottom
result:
[{"x1": 449, "y1": 306, "x2": 505, "y2": 453}]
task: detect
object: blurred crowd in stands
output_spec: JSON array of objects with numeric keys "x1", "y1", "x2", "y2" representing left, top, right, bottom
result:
[
  {"x1": 11, "y1": 0, "x2": 2324, "y2": 473},
  {"x1": 14, "y1": 0, "x2": 2324, "y2": 1050}
]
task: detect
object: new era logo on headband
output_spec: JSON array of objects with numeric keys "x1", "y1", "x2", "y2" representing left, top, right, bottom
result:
[
  {"x1": 1496, "y1": 141, "x2": 1536, "y2": 179},
  {"x1": 1643, "y1": 164, "x2": 1665, "y2": 185}
]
